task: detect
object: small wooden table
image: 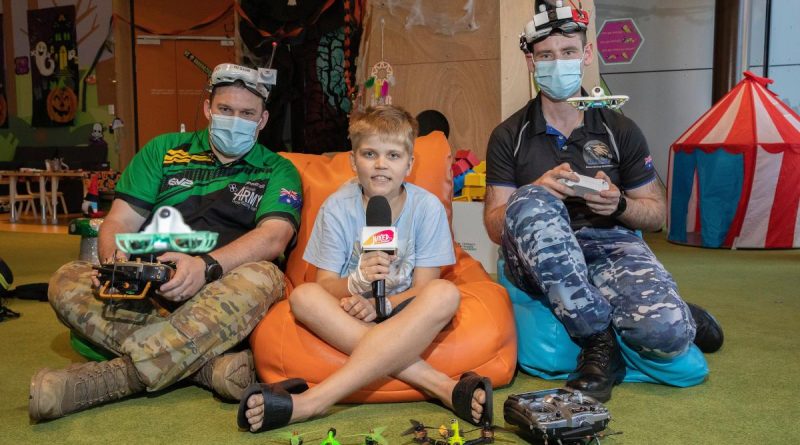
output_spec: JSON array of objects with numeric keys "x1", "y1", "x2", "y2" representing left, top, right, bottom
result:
[{"x1": 0, "y1": 170, "x2": 86, "y2": 224}]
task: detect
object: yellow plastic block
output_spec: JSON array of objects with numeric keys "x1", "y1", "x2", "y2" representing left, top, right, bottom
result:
[
  {"x1": 462, "y1": 186, "x2": 486, "y2": 200},
  {"x1": 464, "y1": 172, "x2": 486, "y2": 187},
  {"x1": 473, "y1": 161, "x2": 487, "y2": 174}
]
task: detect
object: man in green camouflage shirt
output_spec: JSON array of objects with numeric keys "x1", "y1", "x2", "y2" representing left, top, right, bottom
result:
[{"x1": 30, "y1": 64, "x2": 301, "y2": 421}]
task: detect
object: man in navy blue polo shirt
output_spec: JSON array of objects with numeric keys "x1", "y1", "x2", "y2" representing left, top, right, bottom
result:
[{"x1": 484, "y1": 1, "x2": 722, "y2": 402}]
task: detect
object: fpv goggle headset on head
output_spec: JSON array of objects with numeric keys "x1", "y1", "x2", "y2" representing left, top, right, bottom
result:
[
  {"x1": 209, "y1": 63, "x2": 277, "y2": 102},
  {"x1": 519, "y1": 0, "x2": 590, "y2": 54}
]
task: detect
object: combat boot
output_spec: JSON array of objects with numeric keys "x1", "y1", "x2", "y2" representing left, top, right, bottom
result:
[
  {"x1": 29, "y1": 356, "x2": 145, "y2": 421},
  {"x1": 565, "y1": 327, "x2": 625, "y2": 403},
  {"x1": 189, "y1": 349, "x2": 255, "y2": 401},
  {"x1": 687, "y1": 302, "x2": 724, "y2": 353}
]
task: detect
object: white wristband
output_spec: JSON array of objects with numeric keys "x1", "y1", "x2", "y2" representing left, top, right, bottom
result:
[{"x1": 347, "y1": 255, "x2": 372, "y2": 295}]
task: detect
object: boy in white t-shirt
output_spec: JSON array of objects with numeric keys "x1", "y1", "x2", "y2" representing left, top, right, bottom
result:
[{"x1": 238, "y1": 105, "x2": 493, "y2": 433}]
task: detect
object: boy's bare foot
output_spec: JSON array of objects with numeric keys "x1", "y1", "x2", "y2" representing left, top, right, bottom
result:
[
  {"x1": 236, "y1": 379, "x2": 310, "y2": 433},
  {"x1": 468, "y1": 387, "x2": 487, "y2": 423},
  {"x1": 243, "y1": 392, "x2": 317, "y2": 432},
  {"x1": 449, "y1": 371, "x2": 493, "y2": 425},
  {"x1": 242, "y1": 386, "x2": 485, "y2": 432},
  {"x1": 239, "y1": 373, "x2": 491, "y2": 432}
]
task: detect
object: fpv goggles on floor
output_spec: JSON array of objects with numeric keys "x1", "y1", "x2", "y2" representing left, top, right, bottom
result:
[
  {"x1": 209, "y1": 63, "x2": 277, "y2": 102},
  {"x1": 520, "y1": 1, "x2": 590, "y2": 53}
]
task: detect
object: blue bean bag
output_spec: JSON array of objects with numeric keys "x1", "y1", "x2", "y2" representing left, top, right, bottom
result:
[{"x1": 498, "y1": 257, "x2": 708, "y2": 387}]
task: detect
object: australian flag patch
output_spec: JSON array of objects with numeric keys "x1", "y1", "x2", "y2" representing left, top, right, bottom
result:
[
  {"x1": 279, "y1": 188, "x2": 302, "y2": 210},
  {"x1": 644, "y1": 155, "x2": 654, "y2": 170}
]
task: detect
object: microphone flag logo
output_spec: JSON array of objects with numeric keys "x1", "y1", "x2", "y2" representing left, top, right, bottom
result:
[{"x1": 364, "y1": 229, "x2": 394, "y2": 246}]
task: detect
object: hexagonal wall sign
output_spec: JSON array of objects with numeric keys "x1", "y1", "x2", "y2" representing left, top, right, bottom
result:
[{"x1": 597, "y1": 18, "x2": 644, "y2": 65}]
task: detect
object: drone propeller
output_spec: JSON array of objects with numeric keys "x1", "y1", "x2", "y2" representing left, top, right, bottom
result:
[
  {"x1": 461, "y1": 423, "x2": 517, "y2": 443},
  {"x1": 341, "y1": 426, "x2": 389, "y2": 445},
  {"x1": 271, "y1": 429, "x2": 326, "y2": 444},
  {"x1": 402, "y1": 419, "x2": 433, "y2": 436}
]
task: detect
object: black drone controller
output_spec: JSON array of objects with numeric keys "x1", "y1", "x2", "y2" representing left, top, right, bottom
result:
[
  {"x1": 504, "y1": 388, "x2": 611, "y2": 444},
  {"x1": 93, "y1": 260, "x2": 175, "y2": 300}
]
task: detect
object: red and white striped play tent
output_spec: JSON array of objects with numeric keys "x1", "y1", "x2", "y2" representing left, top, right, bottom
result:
[{"x1": 667, "y1": 71, "x2": 800, "y2": 248}]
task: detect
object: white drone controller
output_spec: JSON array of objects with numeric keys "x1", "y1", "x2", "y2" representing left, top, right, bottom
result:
[
  {"x1": 559, "y1": 173, "x2": 609, "y2": 196},
  {"x1": 567, "y1": 86, "x2": 629, "y2": 111}
]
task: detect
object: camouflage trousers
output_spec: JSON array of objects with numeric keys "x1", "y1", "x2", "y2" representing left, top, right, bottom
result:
[
  {"x1": 48, "y1": 260, "x2": 284, "y2": 391},
  {"x1": 502, "y1": 185, "x2": 695, "y2": 358}
]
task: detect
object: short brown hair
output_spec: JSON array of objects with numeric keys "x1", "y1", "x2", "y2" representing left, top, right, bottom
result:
[{"x1": 349, "y1": 105, "x2": 418, "y2": 155}]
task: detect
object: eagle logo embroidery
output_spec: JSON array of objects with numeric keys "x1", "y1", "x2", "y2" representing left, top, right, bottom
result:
[{"x1": 582, "y1": 140, "x2": 614, "y2": 167}]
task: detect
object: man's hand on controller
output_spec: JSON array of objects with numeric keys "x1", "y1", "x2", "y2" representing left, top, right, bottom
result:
[
  {"x1": 90, "y1": 252, "x2": 129, "y2": 288},
  {"x1": 584, "y1": 171, "x2": 622, "y2": 216},
  {"x1": 533, "y1": 162, "x2": 579, "y2": 200},
  {"x1": 156, "y1": 252, "x2": 206, "y2": 302}
]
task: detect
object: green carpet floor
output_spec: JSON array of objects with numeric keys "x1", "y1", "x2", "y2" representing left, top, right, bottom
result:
[{"x1": 1, "y1": 231, "x2": 799, "y2": 444}]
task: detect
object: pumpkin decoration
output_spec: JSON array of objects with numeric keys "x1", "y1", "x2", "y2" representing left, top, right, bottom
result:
[{"x1": 46, "y1": 86, "x2": 77, "y2": 123}]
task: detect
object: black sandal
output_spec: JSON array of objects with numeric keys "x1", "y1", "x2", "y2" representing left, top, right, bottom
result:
[
  {"x1": 452, "y1": 371, "x2": 493, "y2": 425},
  {"x1": 236, "y1": 378, "x2": 309, "y2": 433}
]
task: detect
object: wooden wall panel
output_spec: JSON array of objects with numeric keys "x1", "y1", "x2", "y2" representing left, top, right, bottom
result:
[
  {"x1": 366, "y1": 2, "x2": 498, "y2": 65},
  {"x1": 363, "y1": 1, "x2": 501, "y2": 159},
  {"x1": 388, "y1": 60, "x2": 500, "y2": 156},
  {"x1": 500, "y1": 0, "x2": 534, "y2": 121}
]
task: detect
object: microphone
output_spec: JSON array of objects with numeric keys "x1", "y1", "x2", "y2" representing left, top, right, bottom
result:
[{"x1": 362, "y1": 196, "x2": 397, "y2": 320}]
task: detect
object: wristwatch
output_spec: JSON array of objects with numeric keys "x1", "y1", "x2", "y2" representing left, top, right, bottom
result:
[
  {"x1": 611, "y1": 195, "x2": 627, "y2": 218},
  {"x1": 199, "y1": 254, "x2": 223, "y2": 283}
]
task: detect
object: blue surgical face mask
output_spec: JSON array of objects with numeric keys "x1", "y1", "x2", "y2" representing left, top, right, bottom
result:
[
  {"x1": 534, "y1": 58, "x2": 584, "y2": 101},
  {"x1": 208, "y1": 114, "x2": 260, "y2": 158}
]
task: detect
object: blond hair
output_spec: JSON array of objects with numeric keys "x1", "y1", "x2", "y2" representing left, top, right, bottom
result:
[{"x1": 348, "y1": 105, "x2": 418, "y2": 155}]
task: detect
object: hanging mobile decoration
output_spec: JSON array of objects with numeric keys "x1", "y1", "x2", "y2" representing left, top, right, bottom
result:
[{"x1": 368, "y1": 18, "x2": 394, "y2": 106}]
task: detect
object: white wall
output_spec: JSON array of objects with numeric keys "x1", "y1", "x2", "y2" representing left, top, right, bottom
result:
[
  {"x1": 595, "y1": 0, "x2": 800, "y2": 181},
  {"x1": 595, "y1": 0, "x2": 716, "y2": 181}
]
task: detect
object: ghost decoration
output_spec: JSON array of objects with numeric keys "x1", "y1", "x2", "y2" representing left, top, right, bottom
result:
[
  {"x1": 31, "y1": 41, "x2": 55, "y2": 76},
  {"x1": 89, "y1": 122, "x2": 108, "y2": 151}
]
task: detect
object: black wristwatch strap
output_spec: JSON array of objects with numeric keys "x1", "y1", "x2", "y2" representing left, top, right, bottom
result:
[
  {"x1": 611, "y1": 195, "x2": 627, "y2": 218},
  {"x1": 199, "y1": 254, "x2": 223, "y2": 283}
]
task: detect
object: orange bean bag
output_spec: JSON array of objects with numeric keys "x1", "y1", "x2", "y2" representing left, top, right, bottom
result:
[{"x1": 250, "y1": 132, "x2": 517, "y2": 402}]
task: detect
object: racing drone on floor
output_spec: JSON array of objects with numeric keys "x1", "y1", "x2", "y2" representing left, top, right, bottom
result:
[
  {"x1": 342, "y1": 426, "x2": 389, "y2": 445},
  {"x1": 402, "y1": 419, "x2": 514, "y2": 445},
  {"x1": 270, "y1": 427, "x2": 388, "y2": 445},
  {"x1": 504, "y1": 388, "x2": 620, "y2": 444},
  {"x1": 93, "y1": 206, "x2": 217, "y2": 301},
  {"x1": 566, "y1": 86, "x2": 629, "y2": 111}
]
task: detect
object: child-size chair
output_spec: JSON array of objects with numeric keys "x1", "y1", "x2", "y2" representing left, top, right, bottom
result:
[{"x1": 249, "y1": 132, "x2": 517, "y2": 402}]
